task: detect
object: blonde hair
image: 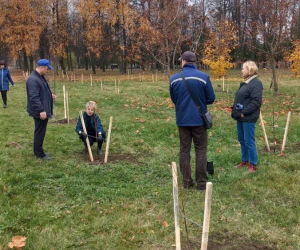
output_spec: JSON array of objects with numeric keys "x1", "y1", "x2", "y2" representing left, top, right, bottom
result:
[
  {"x1": 86, "y1": 101, "x2": 97, "y2": 111},
  {"x1": 243, "y1": 61, "x2": 258, "y2": 76}
]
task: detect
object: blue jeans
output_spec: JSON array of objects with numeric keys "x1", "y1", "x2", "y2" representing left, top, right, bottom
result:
[{"x1": 237, "y1": 121, "x2": 258, "y2": 165}]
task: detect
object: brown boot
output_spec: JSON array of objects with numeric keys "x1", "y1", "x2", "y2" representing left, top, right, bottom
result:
[
  {"x1": 248, "y1": 163, "x2": 257, "y2": 173},
  {"x1": 234, "y1": 161, "x2": 249, "y2": 168}
]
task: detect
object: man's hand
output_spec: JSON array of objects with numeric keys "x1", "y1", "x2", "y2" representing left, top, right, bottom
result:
[
  {"x1": 52, "y1": 94, "x2": 57, "y2": 99},
  {"x1": 241, "y1": 113, "x2": 244, "y2": 118},
  {"x1": 40, "y1": 111, "x2": 47, "y2": 120}
]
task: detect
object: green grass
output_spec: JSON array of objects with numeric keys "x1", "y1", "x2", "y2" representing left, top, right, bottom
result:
[{"x1": 0, "y1": 69, "x2": 299, "y2": 250}]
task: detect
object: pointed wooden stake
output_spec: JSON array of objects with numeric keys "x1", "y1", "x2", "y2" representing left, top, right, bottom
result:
[
  {"x1": 104, "y1": 116, "x2": 113, "y2": 163},
  {"x1": 260, "y1": 111, "x2": 270, "y2": 152},
  {"x1": 201, "y1": 182, "x2": 213, "y2": 250},
  {"x1": 172, "y1": 162, "x2": 181, "y2": 250},
  {"x1": 281, "y1": 111, "x2": 292, "y2": 153},
  {"x1": 79, "y1": 111, "x2": 94, "y2": 162}
]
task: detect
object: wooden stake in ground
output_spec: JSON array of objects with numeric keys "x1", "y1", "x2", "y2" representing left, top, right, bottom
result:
[
  {"x1": 101, "y1": 80, "x2": 103, "y2": 91},
  {"x1": 142, "y1": 72, "x2": 145, "y2": 82},
  {"x1": 222, "y1": 76, "x2": 225, "y2": 92},
  {"x1": 139, "y1": 73, "x2": 141, "y2": 82},
  {"x1": 104, "y1": 116, "x2": 113, "y2": 163},
  {"x1": 172, "y1": 162, "x2": 181, "y2": 250},
  {"x1": 152, "y1": 73, "x2": 154, "y2": 83},
  {"x1": 128, "y1": 70, "x2": 129, "y2": 80},
  {"x1": 201, "y1": 182, "x2": 213, "y2": 250},
  {"x1": 281, "y1": 111, "x2": 292, "y2": 153},
  {"x1": 115, "y1": 79, "x2": 117, "y2": 92},
  {"x1": 79, "y1": 111, "x2": 94, "y2": 162},
  {"x1": 118, "y1": 80, "x2": 120, "y2": 94},
  {"x1": 259, "y1": 111, "x2": 270, "y2": 152},
  {"x1": 63, "y1": 84, "x2": 67, "y2": 119},
  {"x1": 66, "y1": 89, "x2": 69, "y2": 124},
  {"x1": 81, "y1": 74, "x2": 83, "y2": 84},
  {"x1": 90, "y1": 74, "x2": 93, "y2": 86},
  {"x1": 66, "y1": 72, "x2": 69, "y2": 81}
]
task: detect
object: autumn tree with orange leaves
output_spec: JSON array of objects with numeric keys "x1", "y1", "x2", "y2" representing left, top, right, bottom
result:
[
  {"x1": 0, "y1": 0, "x2": 46, "y2": 71},
  {"x1": 202, "y1": 20, "x2": 237, "y2": 78}
]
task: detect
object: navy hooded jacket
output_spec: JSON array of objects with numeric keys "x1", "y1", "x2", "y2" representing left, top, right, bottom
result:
[
  {"x1": 0, "y1": 68, "x2": 15, "y2": 91},
  {"x1": 170, "y1": 64, "x2": 215, "y2": 126},
  {"x1": 75, "y1": 112, "x2": 106, "y2": 139}
]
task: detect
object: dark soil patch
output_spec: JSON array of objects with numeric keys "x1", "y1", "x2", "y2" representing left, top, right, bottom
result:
[
  {"x1": 77, "y1": 151, "x2": 141, "y2": 165},
  {"x1": 50, "y1": 118, "x2": 77, "y2": 124},
  {"x1": 182, "y1": 234, "x2": 275, "y2": 250}
]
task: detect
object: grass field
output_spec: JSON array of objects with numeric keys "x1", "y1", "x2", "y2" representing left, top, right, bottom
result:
[{"x1": 0, "y1": 68, "x2": 299, "y2": 250}]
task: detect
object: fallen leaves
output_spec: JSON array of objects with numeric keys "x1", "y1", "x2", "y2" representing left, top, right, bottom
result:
[
  {"x1": 161, "y1": 221, "x2": 169, "y2": 227},
  {"x1": 8, "y1": 236, "x2": 27, "y2": 250}
]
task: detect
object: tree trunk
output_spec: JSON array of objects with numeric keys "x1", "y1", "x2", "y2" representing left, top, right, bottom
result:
[
  {"x1": 29, "y1": 56, "x2": 34, "y2": 73},
  {"x1": 85, "y1": 54, "x2": 89, "y2": 70},
  {"x1": 23, "y1": 50, "x2": 29, "y2": 72},
  {"x1": 59, "y1": 56, "x2": 66, "y2": 74},
  {"x1": 270, "y1": 58, "x2": 278, "y2": 95}
]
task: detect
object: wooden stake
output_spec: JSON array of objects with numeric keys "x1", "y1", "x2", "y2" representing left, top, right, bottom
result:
[
  {"x1": 66, "y1": 90, "x2": 69, "y2": 124},
  {"x1": 201, "y1": 182, "x2": 213, "y2": 250},
  {"x1": 281, "y1": 111, "x2": 291, "y2": 153},
  {"x1": 101, "y1": 80, "x2": 103, "y2": 91},
  {"x1": 128, "y1": 70, "x2": 130, "y2": 80},
  {"x1": 73, "y1": 73, "x2": 76, "y2": 82},
  {"x1": 118, "y1": 80, "x2": 120, "y2": 94},
  {"x1": 104, "y1": 116, "x2": 113, "y2": 163},
  {"x1": 142, "y1": 72, "x2": 144, "y2": 82},
  {"x1": 90, "y1": 74, "x2": 93, "y2": 86},
  {"x1": 172, "y1": 162, "x2": 181, "y2": 250},
  {"x1": 66, "y1": 72, "x2": 69, "y2": 81},
  {"x1": 152, "y1": 73, "x2": 154, "y2": 83},
  {"x1": 79, "y1": 111, "x2": 94, "y2": 162},
  {"x1": 139, "y1": 73, "x2": 141, "y2": 82},
  {"x1": 63, "y1": 84, "x2": 67, "y2": 119},
  {"x1": 81, "y1": 74, "x2": 83, "y2": 84},
  {"x1": 222, "y1": 76, "x2": 225, "y2": 92},
  {"x1": 115, "y1": 79, "x2": 117, "y2": 92},
  {"x1": 259, "y1": 112, "x2": 270, "y2": 152}
]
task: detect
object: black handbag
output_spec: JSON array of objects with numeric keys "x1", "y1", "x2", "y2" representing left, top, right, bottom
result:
[{"x1": 180, "y1": 72, "x2": 213, "y2": 129}]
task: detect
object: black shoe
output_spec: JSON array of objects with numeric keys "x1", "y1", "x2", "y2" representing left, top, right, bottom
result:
[
  {"x1": 3, "y1": 104, "x2": 7, "y2": 108},
  {"x1": 183, "y1": 182, "x2": 194, "y2": 189},
  {"x1": 196, "y1": 185, "x2": 206, "y2": 191},
  {"x1": 97, "y1": 149, "x2": 103, "y2": 156},
  {"x1": 37, "y1": 155, "x2": 53, "y2": 161}
]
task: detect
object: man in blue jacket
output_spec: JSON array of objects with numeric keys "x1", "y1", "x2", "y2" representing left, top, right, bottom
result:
[
  {"x1": 26, "y1": 59, "x2": 56, "y2": 161},
  {"x1": 170, "y1": 51, "x2": 215, "y2": 190}
]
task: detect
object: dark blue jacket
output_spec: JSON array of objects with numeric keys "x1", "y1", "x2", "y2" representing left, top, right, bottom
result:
[
  {"x1": 231, "y1": 76, "x2": 263, "y2": 123},
  {"x1": 170, "y1": 64, "x2": 215, "y2": 126},
  {"x1": 26, "y1": 70, "x2": 53, "y2": 118},
  {"x1": 75, "y1": 112, "x2": 106, "y2": 139},
  {"x1": 0, "y1": 68, "x2": 15, "y2": 91}
]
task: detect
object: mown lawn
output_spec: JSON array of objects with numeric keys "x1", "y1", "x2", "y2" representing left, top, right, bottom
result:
[{"x1": 0, "y1": 69, "x2": 299, "y2": 250}]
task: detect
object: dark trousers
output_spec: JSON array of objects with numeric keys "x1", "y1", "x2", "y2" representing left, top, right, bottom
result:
[
  {"x1": 34, "y1": 118, "x2": 48, "y2": 158},
  {"x1": 80, "y1": 135, "x2": 103, "y2": 150},
  {"x1": 1, "y1": 91, "x2": 7, "y2": 105},
  {"x1": 179, "y1": 126, "x2": 208, "y2": 189}
]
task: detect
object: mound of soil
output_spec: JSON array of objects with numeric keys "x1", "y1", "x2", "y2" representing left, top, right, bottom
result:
[
  {"x1": 50, "y1": 118, "x2": 77, "y2": 124},
  {"x1": 182, "y1": 234, "x2": 275, "y2": 250}
]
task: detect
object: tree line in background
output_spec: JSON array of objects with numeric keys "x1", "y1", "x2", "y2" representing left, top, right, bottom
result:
[{"x1": 0, "y1": 0, "x2": 300, "y2": 93}]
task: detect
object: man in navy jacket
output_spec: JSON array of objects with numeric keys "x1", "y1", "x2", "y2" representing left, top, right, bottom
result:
[
  {"x1": 170, "y1": 51, "x2": 215, "y2": 190},
  {"x1": 26, "y1": 59, "x2": 56, "y2": 161}
]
